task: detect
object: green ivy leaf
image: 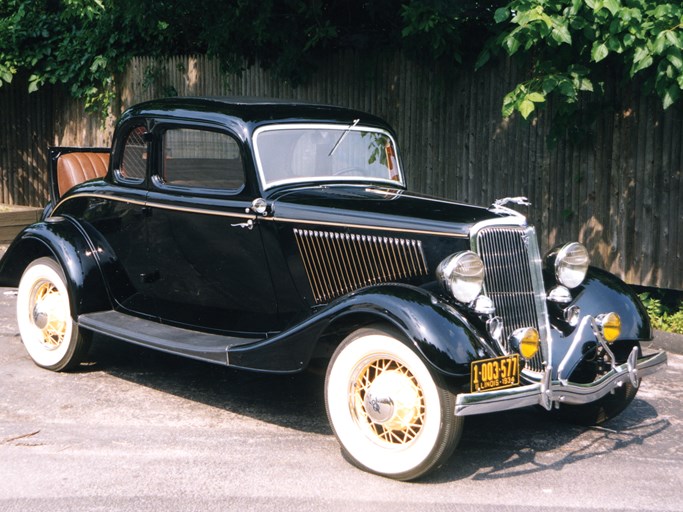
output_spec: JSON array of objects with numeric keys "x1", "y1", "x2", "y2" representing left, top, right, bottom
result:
[
  {"x1": 603, "y1": 0, "x2": 620, "y2": 16},
  {"x1": 663, "y1": 84, "x2": 681, "y2": 109},
  {"x1": 542, "y1": 76, "x2": 559, "y2": 93},
  {"x1": 27, "y1": 74, "x2": 41, "y2": 93},
  {"x1": 653, "y1": 33, "x2": 669, "y2": 55},
  {"x1": 527, "y1": 92, "x2": 546, "y2": 102},
  {"x1": 667, "y1": 47, "x2": 683, "y2": 69},
  {"x1": 519, "y1": 99, "x2": 535, "y2": 119},
  {"x1": 579, "y1": 78, "x2": 594, "y2": 91},
  {"x1": 504, "y1": 35, "x2": 521, "y2": 55},
  {"x1": 551, "y1": 25, "x2": 572, "y2": 45},
  {"x1": 502, "y1": 92, "x2": 517, "y2": 117},
  {"x1": 592, "y1": 42, "x2": 609, "y2": 62},
  {"x1": 494, "y1": 7, "x2": 510, "y2": 23}
]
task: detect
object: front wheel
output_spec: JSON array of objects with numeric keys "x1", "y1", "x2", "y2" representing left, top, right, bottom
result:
[
  {"x1": 325, "y1": 326, "x2": 463, "y2": 480},
  {"x1": 17, "y1": 257, "x2": 90, "y2": 371},
  {"x1": 551, "y1": 380, "x2": 640, "y2": 426}
]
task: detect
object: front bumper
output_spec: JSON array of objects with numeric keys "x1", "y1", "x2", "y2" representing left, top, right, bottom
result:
[{"x1": 455, "y1": 347, "x2": 667, "y2": 416}]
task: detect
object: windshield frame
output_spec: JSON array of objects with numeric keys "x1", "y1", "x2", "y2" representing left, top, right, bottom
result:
[{"x1": 252, "y1": 123, "x2": 405, "y2": 191}]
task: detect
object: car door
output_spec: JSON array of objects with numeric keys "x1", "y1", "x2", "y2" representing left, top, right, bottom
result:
[
  {"x1": 144, "y1": 125, "x2": 279, "y2": 334},
  {"x1": 82, "y1": 122, "x2": 156, "y2": 317}
]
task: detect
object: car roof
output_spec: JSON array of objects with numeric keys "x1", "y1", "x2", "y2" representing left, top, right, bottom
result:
[{"x1": 120, "y1": 96, "x2": 393, "y2": 133}]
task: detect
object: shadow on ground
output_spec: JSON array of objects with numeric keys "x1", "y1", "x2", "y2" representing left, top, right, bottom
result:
[{"x1": 83, "y1": 333, "x2": 670, "y2": 483}]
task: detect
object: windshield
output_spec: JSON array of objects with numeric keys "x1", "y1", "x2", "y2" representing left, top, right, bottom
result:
[{"x1": 253, "y1": 124, "x2": 403, "y2": 190}]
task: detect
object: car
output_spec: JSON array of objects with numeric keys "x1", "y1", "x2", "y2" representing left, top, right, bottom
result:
[{"x1": 0, "y1": 97, "x2": 668, "y2": 480}]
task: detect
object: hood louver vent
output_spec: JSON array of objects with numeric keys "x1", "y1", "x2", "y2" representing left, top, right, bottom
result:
[{"x1": 294, "y1": 228, "x2": 428, "y2": 304}]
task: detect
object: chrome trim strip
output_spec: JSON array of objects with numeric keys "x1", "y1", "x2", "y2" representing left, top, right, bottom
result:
[
  {"x1": 266, "y1": 216, "x2": 468, "y2": 238},
  {"x1": 455, "y1": 349, "x2": 668, "y2": 416},
  {"x1": 53, "y1": 193, "x2": 255, "y2": 220},
  {"x1": 55, "y1": 193, "x2": 469, "y2": 238}
]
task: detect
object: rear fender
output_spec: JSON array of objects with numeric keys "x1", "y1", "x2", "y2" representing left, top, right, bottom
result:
[
  {"x1": 228, "y1": 284, "x2": 491, "y2": 377},
  {"x1": 0, "y1": 217, "x2": 111, "y2": 316}
]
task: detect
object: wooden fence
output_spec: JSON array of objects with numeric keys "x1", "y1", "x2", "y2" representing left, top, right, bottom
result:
[{"x1": 0, "y1": 53, "x2": 681, "y2": 290}]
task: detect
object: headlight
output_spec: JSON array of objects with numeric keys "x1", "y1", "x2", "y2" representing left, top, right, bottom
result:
[
  {"x1": 437, "y1": 251, "x2": 485, "y2": 304},
  {"x1": 554, "y1": 242, "x2": 589, "y2": 289}
]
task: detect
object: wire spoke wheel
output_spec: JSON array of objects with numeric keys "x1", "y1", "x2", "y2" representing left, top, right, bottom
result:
[
  {"x1": 17, "y1": 257, "x2": 90, "y2": 371},
  {"x1": 351, "y1": 357, "x2": 425, "y2": 446},
  {"x1": 325, "y1": 326, "x2": 463, "y2": 481}
]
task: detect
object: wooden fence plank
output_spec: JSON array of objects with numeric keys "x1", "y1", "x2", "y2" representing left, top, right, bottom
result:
[{"x1": 1, "y1": 53, "x2": 681, "y2": 290}]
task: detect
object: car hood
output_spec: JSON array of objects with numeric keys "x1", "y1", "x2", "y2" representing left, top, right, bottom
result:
[{"x1": 269, "y1": 185, "x2": 520, "y2": 237}]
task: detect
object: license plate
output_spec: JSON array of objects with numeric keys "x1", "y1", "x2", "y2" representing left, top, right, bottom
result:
[{"x1": 470, "y1": 354, "x2": 520, "y2": 393}]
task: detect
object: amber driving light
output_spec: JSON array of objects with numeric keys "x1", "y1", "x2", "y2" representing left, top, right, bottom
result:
[
  {"x1": 596, "y1": 312, "x2": 621, "y2": 343},
  {"x1": 436, "y1": 251, "x2": 485, "y2": 304},
  {"x1": 509, "y1": 327, "x2": 540, "y2": 360},
  {"x1": 555, "y1": 242, "x2": 589, "y2": 289}
]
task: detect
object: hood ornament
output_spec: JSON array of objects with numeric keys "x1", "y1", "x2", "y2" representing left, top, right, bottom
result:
[
  {"x1": 490, "y1": 196, "x2": 531, "y2": 218},
  {"x1": 493, "y1": 196, "x2": 531, "y2": 207}
]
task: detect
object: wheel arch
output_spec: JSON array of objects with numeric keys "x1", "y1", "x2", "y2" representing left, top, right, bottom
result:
[
  {"x1": 316, "y1": 286, "x2": 490, "y2": 378},
  {"x1": 0, "y1": 220, "x2": 111, "y2": 316},
  {"x1": 229, "y1": 283, "x2": 490, "y2": 378}
]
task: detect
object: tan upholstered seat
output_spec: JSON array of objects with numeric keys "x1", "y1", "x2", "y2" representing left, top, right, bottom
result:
[{"x1": 57, "y1": 152, "x2": 109, "y2": 197}]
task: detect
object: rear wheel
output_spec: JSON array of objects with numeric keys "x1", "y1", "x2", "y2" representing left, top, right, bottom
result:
[
  {"x1": 325, "y1": 326, "x2": 463, "y2": 480},
  {"x1": 17, "y1": 257, "x2": 90, "y2": 371}
]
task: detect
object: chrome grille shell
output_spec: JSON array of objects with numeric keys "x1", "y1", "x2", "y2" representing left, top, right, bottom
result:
[
  {"x1": 471, "y1": 224, "x2": 551, "y2": 374},
  {"x1": 294, "y1": 228, "x2": 428, "y2": 304}
]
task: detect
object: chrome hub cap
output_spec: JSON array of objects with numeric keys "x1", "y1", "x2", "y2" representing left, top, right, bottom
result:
[{"x1": 352, "y1": 357, "x2": 425, "y2": 446}]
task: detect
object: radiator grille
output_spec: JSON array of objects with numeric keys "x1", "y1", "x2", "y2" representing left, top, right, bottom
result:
[
  {"x1": 294, "y1": 228, "x2": 428, "y2": 304},
  {"x1": 474, "y1": 226, "x2": 547, "y2": 372}
]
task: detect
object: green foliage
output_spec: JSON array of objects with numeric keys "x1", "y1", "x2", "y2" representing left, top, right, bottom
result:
[
  {"x1": 1, "y1": 0, "x2": 681, "y2": 127},
  {"x1": 486, "y1": 0, "x2": 683, "y2": 123},
  {"x1": 0, "y1": 0, "x2": 172, "y2": 116},
  {"x1": 639, "y1": 292, "x2": 683, "y2": 334}
]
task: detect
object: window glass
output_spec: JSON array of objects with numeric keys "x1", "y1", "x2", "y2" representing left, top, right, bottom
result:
[
  {"x1": 119, "y1": 126, "x2": 148, "y2": 182},
  {"x1": 162, "y1": 129, "x2": 244, "y2": 190},
  {"x1": 254, "y1": 125, "x2": 402, "y2": 189}
]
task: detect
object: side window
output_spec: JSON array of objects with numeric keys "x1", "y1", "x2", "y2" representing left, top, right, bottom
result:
[
  {"x1": 162, "y1": 128, "x2": 244, "y2": 191},
  {"x1": 118, "y1": 126, "x2": 148, "y2": 182}
]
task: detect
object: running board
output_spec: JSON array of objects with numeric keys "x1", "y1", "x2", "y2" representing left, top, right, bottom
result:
[{"x1": 78, "y1": 310, "x2": 261, "y2": 366}]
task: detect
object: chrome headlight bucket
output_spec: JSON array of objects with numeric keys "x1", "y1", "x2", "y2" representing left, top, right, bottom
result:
[
  {"x1": 553, "y1": 242, "x2": 589, "y2": 289},
  {"x1": 436, "y1": 251, "x2": 485, "y2": 304}
]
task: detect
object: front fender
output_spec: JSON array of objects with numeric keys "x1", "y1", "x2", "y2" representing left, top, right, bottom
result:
[
  {"x1": 228, "y1": 283, "x2": 491, "y2": 377},
  {"x1": 572, "y1": 267, "x2": 651, "y2": 341},
  {"x1": 0, "y1": 217, "x2": 111, "y2": 316}
]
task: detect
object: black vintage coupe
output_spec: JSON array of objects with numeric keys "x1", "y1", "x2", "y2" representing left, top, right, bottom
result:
[{"x1": 0, "y1": 97, "x2": 667, "y2": 480}]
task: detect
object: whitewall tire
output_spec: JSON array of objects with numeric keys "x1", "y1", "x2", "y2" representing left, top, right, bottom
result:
[
  {"x1": 325, "y1": 326, "x2": 463, "y2": 480},
  {"x1": 17, "y1": 257, "x2": 90, "y2": 371}
]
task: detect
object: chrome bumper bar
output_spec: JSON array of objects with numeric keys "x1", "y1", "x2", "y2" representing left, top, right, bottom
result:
[{"x1": 455, "y1": 348, "x2": 668, "y2": 417}]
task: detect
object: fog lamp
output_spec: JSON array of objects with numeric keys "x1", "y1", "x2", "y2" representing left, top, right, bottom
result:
[
  {"x1": 596, "y1": 312, "x2": 621, "y2": 343},
  {"x1": 509, "y1": 327, "x2": 540, "y2": 360}
]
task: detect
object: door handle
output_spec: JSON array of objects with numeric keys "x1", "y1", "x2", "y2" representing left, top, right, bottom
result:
[{"x1": 231, "y1": 219, "x2": 254, "y2": 230}]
